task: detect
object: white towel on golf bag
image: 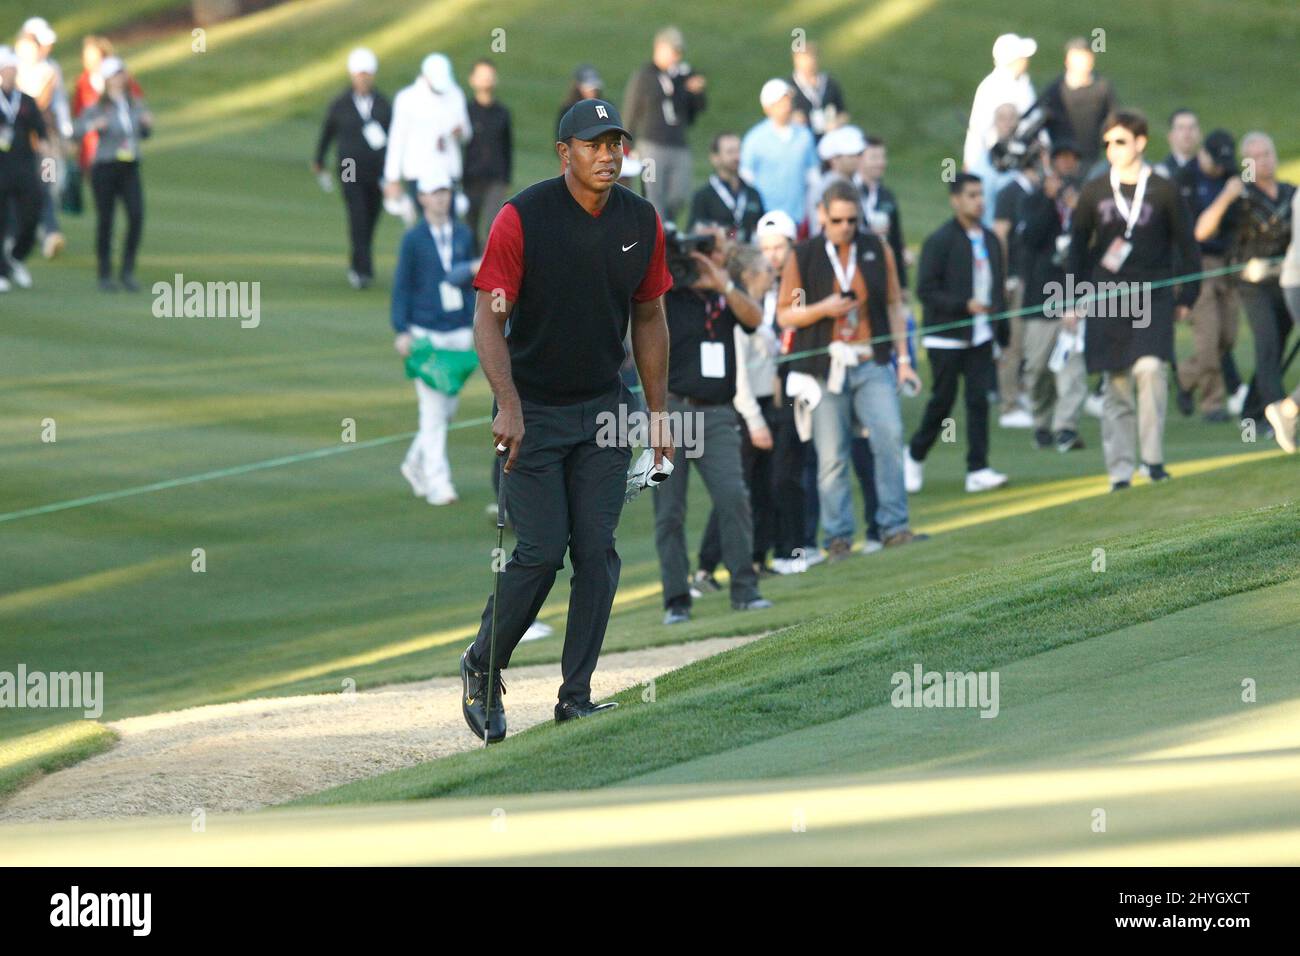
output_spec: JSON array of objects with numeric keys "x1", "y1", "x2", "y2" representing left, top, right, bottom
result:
[
  {"x1": 785, "y1": 371, "x2": 822, "y2": 442},
  {"x1": 624, "y1": 448, "x2": 675, "y2": 502}
]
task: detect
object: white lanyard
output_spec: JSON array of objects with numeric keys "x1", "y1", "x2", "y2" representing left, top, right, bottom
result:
[
  {"x1": 709, "y1": 175, "x2": 747, "y2": 226},
  {"x1": 430, "y1": 223, "x2": 453, "y2": 271},
  {"x1": 0, "y1": 89, "x2": 20, "y2": 125},
  {"x1": 108, "y1": 95, "x2": 132, "y2": 137},
  {"x1": 1110, "y1": 164, "x2": 1150, "y2": 240},
  {"x1": 825, "y1": 238, "x2": 857, "y2": 293},
  {"x1": 792, "y1": 72, "x2": 825, "y2": 108},
  {"x1": 862, "y1": 182, "x2": 878, "y2": 218},
  {"x1": 353, "y1": 94, "x2": 373, "y2": 122}
]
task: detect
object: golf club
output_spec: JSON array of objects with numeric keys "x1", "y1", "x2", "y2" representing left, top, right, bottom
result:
[{"x1": 483, "y1": 445, "x2": 508, "y2": 747}]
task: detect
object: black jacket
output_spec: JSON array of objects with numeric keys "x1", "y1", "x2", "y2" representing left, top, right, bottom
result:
[
  {"x1": 464, "y1": 98, "x2": 512, "y2": 184},
  {"x1": 916, "y1": 218, "x2": 1009, "y2": 347},
  {"x1": 621, "y1": 63, "x2": 706, "y2": 147},
  {"x1": 314, "y1": 88, "x2": 391, "y2": 182},
  {"x1": 857, "y1": 180, "x2": 908, "y2": 287},
  {"x1": 1019, "y1": 188, "x2": 1068, "y2": 317}
]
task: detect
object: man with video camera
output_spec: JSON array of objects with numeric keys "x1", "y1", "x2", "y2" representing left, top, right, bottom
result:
[{"x1": 655, "y1": 224, "x2": 773, "y2": 624}]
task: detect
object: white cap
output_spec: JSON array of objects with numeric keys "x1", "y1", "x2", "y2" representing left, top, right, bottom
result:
[
  {"x1": 417, "y1": 169, "x2": 452, "y2": 194},
  {"x1": 759, "y1": 78, "x2": 792, "y2": 109},
  {"x1": 817, "y1": 124, "x2": 867, "y2": 161},
  {"x1": 21, "y1": 16, "x2": 56, "y2": 46},
  {"x1": 755, "y1": 210, "x2": 797, "y2": 241},
  {"x1": 421, "y1": 53, "x2": 454, "y2": 93},
  {"x1": 992, "y1": 33, "x2": 1036, "y2": 66},
  {"x1": 347, "y1": 47, "x2": 377, "y2": 76},
  {"x1": 100, "y1": 56, "x2": 125, "y2": 80},
  {"x1": 0, "y1": 46, "x2": 17, "y2": 70}
]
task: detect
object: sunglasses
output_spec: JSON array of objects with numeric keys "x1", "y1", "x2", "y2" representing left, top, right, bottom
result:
[{"x1": 829, "y1": 216, "x2": 859, "y2": 225}]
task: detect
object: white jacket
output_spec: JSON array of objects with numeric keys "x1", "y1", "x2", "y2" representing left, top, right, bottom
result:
[
  {"x1": 384, "y1": 78, "x2": 471, "y2": 184},
  {"x1": 962, "y1": 67, "x2": 1036, "y2": 172}
]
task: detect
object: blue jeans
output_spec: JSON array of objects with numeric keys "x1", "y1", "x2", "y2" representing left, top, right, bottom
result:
[{"x1": 811, "y1": 361, "x2": 909, "y2": 542}]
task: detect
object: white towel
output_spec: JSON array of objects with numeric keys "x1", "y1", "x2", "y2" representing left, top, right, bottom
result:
[{"x1": 785, "y1": 371, "x2": 823, "y2": 442}]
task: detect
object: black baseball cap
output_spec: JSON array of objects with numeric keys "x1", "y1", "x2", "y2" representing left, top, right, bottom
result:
[
  {"x1": 1204, "y1": 129, "x2": 1235, "y2": 169},
  {"x1": 557, "y1": 98, "x2": 631, "y2": 143}
]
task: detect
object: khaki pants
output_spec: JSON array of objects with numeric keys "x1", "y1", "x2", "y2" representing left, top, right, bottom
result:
[
  {"x1": 997, "y1": 282, "x2": 1026, "y2": 413},
  {"x1": 1176, "y1": 255, "x2": 1239, "y2": 412},
  {"x1": 1022, "y1": 319, "x2": 1088, "y2": 433},
  {"x1": 1102, "y1": 357, "x2": 1168, "y2": 482}
]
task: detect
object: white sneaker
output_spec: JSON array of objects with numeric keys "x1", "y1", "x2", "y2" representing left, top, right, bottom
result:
[
  {"x1": 426, "y1": 483, "x2": 459, "y2": 506},
  {"x1": 998, "y1": 408, "x2": 1034, "y2": 429},
  {"x1": 520, "y1": 620, "x2": 553, "y2": 642},
  {"x1": 399, "y1": 461, "x2": 426, "y2": 497},
  {"x1": 904, "y1": 449, "x2": 924, "y2": 493},
  {"x1": 0, "y1": 277, "x2": 10, "y2": 293},
  {"x1": 772, "y1": 556, "x2": 807, "y2": 575},
  {"x1": 42, "y1": 232, "x2": 65, "y2": 259},
  {"x1": 965, "y1": 467, "x2": 1008, "y2": 493},
  {"x1": 862, "y1": 538, "x2": 884, "y2": 555},
  {"x1": 1227, "y1": 384, "x2": 1249, "y2": 418},
  {"x1": 8, "y1": 259, "x2": 32, "y2": 289},
  {"x1": 798, "y1": 547, "x2": 826, "y2": 568},
  {"x1": 1265, "y1": 401, "x2": 1298, "y2": 453},
  {"x1": 1084, "y1": 393, "x2": 1105, "y2": 419}
]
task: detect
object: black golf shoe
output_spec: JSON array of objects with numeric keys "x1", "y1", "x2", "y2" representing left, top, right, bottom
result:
[
  {"x1": 554, "y1": 699, "x2": 619, "y2": 723},
  {"x1": 461, "y1": 644, "x2": 506, "y2": 743}
]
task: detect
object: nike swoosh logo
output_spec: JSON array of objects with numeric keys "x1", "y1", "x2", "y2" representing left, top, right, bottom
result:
[{"x1": 622, "y1": 242, "x2": 638, "y2": 252}]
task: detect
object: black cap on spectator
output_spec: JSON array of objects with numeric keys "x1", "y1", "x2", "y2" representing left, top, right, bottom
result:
[{"x1": 1205, "y1": 129, "x2": 1236, "y2": 170}]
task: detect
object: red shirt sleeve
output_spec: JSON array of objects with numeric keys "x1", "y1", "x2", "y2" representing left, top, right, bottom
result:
[
  {"x1": 632, "y1": 211, "x2": 674, "y2": 302},
  {"x1": 473, "y1": 203, "x2": 524, "y2": 301}
]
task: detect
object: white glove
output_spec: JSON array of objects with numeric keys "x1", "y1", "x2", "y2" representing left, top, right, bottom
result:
[{"x1": 624, "y1": 448, "x2": 675, "y2": 503}]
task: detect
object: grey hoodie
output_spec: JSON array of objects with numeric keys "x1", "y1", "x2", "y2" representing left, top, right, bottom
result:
[{"x1": 74, "y1": 93, "x2": 152, "y2": 164}]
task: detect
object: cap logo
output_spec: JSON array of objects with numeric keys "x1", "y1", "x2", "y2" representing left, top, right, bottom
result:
[{"x1": 595, "y1": 105, "x2": 609, "y2": 119}]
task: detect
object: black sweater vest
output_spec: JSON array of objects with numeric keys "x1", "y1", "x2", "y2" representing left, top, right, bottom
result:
[
  {"x1": 788, "y1": 232, "x2": 892, "y2": 379},
  {"x1": 507, "y1": 177, "x2": 658, "y2": 405}
]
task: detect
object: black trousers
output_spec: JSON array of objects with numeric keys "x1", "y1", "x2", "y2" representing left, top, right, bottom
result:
[
  {"x1": 700, "y1": 398, "x2": 777, "y2": 569},
  {"x1": 769, "y1": 402, "x2": 808, "y2": 559},
  {"x1": 0, "y1": 173, "x2": 42, "y2": 272},
  {"x1": 91, "y1": 161, "x2": 143, "y2": 279},
  {"x1": 469, "y1": 384, "x2": 631, "y2": 705},
  {"x1": 341, "y1": 176, "x2": 382, "y2": 278},
  {"x1": 910, "y1": 341, "x2": 995, "y2": 472},
  {"x1": 1240, "y1": 280, "x2": 1292, "y2": 410}
]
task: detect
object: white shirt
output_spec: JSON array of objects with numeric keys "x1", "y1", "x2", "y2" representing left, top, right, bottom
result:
[
  {"x1": 962, "y1": 66, "x2": 1036, "y2": 171},
  {"x1": 384, "y1": 79, "x2": 471, "y2": 184}
]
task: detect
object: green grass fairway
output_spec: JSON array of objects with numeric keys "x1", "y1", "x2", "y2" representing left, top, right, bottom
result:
[
  {"x1": 299, "y1": 502, "x2": 1300, "y2": 804},
  {"x1": 2, "y1": 0, "x2": 1299, "y2": 833},
  {"x1": 622, "y1": 580, "x2": 1300, "y2": 786}
]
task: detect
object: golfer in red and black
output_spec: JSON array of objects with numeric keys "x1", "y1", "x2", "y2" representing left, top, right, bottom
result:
[{"x1": 461, "y1": 98, "x2": 674, "y2": 741}]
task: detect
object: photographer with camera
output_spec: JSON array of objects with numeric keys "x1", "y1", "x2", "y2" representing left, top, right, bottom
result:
[
  {"x1": 1174, "y1": 130, "x2": 1241, "y2": 422},
  {"x1": 1020, "y1": 143, "x2": 1089, "y2": 452},
  {"x1": 656, "y1": 225, "x2": 773, "y2": 625},
  {"x1": 778, "y1": 180, "x2": 923, "y2": 560},
  {"x1": 1195, "y1": 132, "x2": 1295, "y2": 426}
]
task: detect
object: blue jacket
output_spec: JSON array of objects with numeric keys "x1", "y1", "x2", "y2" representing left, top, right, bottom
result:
[{"x1": 390, "y1": 219, "x2": 477, "y2": 333}]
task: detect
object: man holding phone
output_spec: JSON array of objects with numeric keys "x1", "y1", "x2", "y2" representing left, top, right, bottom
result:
[{"x1": 777, "y1": 180, "x2": 922, "y2": 562}]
